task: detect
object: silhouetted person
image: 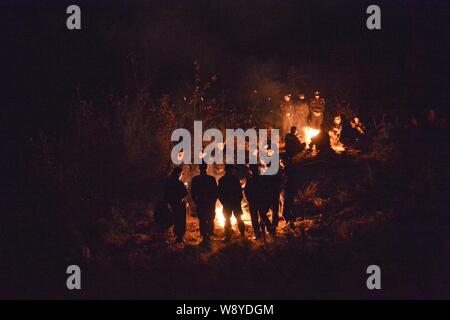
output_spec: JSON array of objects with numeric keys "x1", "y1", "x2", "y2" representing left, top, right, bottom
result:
[
  {"x1": 261, "y1": 166, "x2": 282, "y2": 233},
  {"x1": 244, "y1": 165, "x2": 261, "y2": 238},
  {"x1": 282, "y1": 160, "x2": 297, "y2": 227},
  {"x1": 244, "y1": 165, "x2": 270, "y2": 239},
  {"x1": 285, "y1": 126, "x2": 304, "y2": 159},
  {"x1": 164, "y1": 167, "x2": 187, "y2": 242},
  {"x1": 253, "y1": 172, "x2": 280, "y2": 237},
  {"x1": 218, "y1": 164, "x2": 245, "y2": 239},
  {"x1": 191, "y1": 163, "x2": 218, "y2": 241}
]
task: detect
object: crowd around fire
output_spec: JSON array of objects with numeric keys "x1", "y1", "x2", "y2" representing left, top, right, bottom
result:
[
  {"x1": 153, "y1": 82, "x2": 449, "y2": 246},
  {"x1": 156, "y1": 91, "x2": 375, "y2": 244}
]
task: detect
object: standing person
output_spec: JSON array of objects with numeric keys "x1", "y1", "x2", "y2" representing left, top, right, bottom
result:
[
  {"x1": 164, "y1": 167, "x2": 188, "y2": 243},
  {"x1": 244, "y1": 164, "x2": 262, "y2": 239},
  {"x1": 281, "y1": 94, "x2": 295, "y2": 137},
  {"x1": 218, "y1": 164, "x2": 245, "y2": 240},
  {"x1": 309, "y1": 91, "x2": 326, "y2": 130},
  {"x1": 295, "y1": 93, "x2": 309, "y2": 132},
  {"x1": 262, "y1": 166, "x2": 282, "y2": 234},
  {"x1": 191, "y1": 163, "x2": 218, "y2": 242},
  {"x1": 244, "y1": 164, "x2": 272, "y2": 239}
]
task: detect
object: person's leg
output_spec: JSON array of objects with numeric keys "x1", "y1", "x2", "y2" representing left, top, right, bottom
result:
[
  {"x1": 317, "y1": 113, "x2": 324, "y2": 129},
  {"x1": 248, "y1": 204, "x2": 261, "y2": 238},
  {"x1": 271, "y1": 196, "x2": 280, "y2": 229},
  {"x1": 194, "y1": 205, "x2": 201, "y2": 237},
  {"x1": 232, "y1": 204, "x2": 245, "y2": 236},
  {"x1": 206, "y1": 204, "x2": 216, "y2": 238},
  {"x1": 310, "y1": 116, "x2": 318, "y2": 129},
  {"x1": 258, "y1": 206, "x2": 272, "y2": 233},
  {"x1": 197, "y1": 210, "x2": 207, "y2": 239},
  {"x1": 174, "y1": 206, "x2": 186, "y2": 241},
  {"x1": 300, "y1": 113, "x2": 308, "y2": 130},
  {"x1": 222, "y1": 205, "x2": 233, "y2": 239},
  {"x1": 283, "y1": 191, "x2": 294, "y2": 224}
]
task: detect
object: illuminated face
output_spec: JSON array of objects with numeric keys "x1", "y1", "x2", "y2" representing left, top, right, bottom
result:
[
  {"x1": 299, "y1": 94, "x2": 305, "y2": 100},
  {"x1": 315, "y1": 95, "x2": 320, "y2": 99},
  {"x1": 284, "y1": 95, "x2": 291, "y2": 102}
]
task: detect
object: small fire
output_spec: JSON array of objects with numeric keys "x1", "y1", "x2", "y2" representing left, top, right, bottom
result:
[
  {"x1": 214, "y1": 201, "x2": 251, "y2": 228},
  {"x1": 215, "y1": 202, "x2": 237, "y2": 228},
  {"x1": 301, "y1": 126, "x2": 320, "y2": 149}
]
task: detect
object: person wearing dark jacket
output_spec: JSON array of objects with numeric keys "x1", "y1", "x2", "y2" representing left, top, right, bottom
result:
[
  {"x1": 218, "y1": 164, "x2": 245, "y2": 239},
  {"x1": 164, "y1": 167, "x2": 188, "y2": 242},
  {"x1": 245, "y1": 165, "x2": 278, "y2": 239},
  {"x1": 245, "y1": 165, "x2": 265, "y2": 239},
  {"x1": 261, "y1": 168, "x2": 282, "y2": 234},
  {"x1": 285, "y1": 126, "x2": 304, "y2": 159},
  {"x1": 191, "y1": 163, "x2": 218, "y2": 241}
]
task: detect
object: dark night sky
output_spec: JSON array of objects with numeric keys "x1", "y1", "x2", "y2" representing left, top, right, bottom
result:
[{"x1": 2, "y1": 0, "x2": 449, "y2": 138}]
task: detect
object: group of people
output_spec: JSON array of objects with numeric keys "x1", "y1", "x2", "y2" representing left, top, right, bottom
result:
[
  {"x1": 161, "y1": 162, "x2": 299, "y2": 244},
  {"x1": 280, "y1": 91, "x2": 326, "y2": 136},
  {"x1": 159, "y1": 91, "x2": 331, "y2": 244}
]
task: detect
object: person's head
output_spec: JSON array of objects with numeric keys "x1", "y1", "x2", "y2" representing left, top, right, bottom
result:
[
  {"x1": 199, "y1": 163, "x2": 208, "y2": 174},
  {"x1": 314, "y1": 91, "x2": 320, "y2": 99},
  {"x1": 290, "y1": 126, "x2": 297, "y2": 135},
  {"x1": 170, "y1": 167, "x2": 183, "y2": 180},
  {"x1": 299, "y1": 93, "x2": 305, "y2": 100},
  {"x1": 284, "y1": 94, "x2": 291, "y2": 102}
]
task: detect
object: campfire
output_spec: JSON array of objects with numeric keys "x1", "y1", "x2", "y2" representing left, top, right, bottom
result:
[
  {"x1": 297, "y1": 116, "x2": 348, "y2": 153},
  {"x1": 215, "y1": 201, "x2": 253, "y2": 228},
  {"x1": 214, "y1": 202, "x2": 230, "y2": 228},
  {"x1": 301, "y1": 126, "x2": 321, "y2": 149}
]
